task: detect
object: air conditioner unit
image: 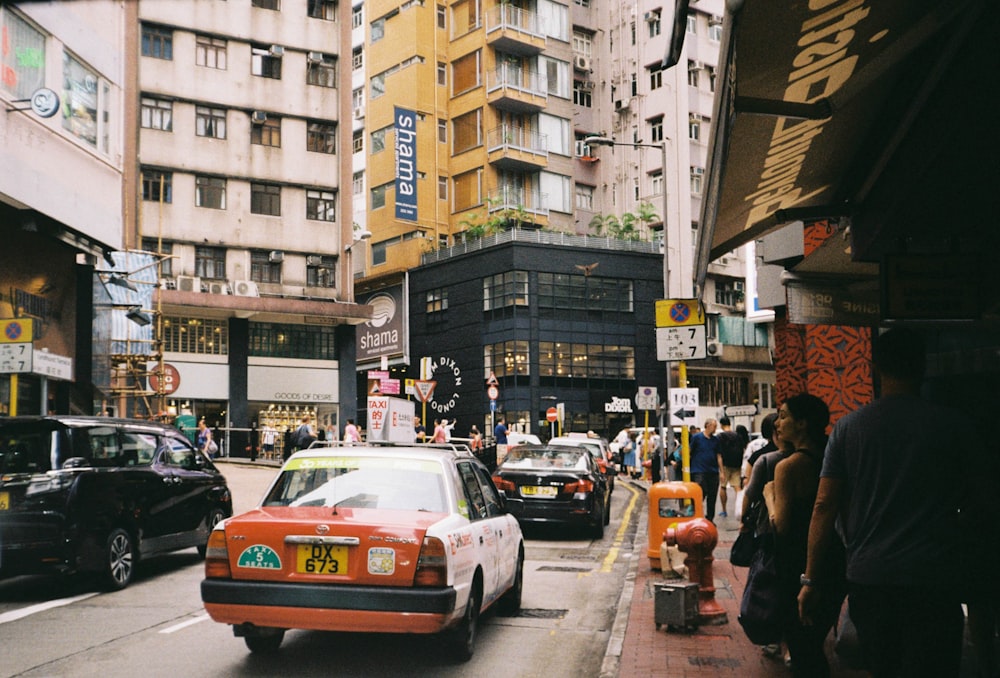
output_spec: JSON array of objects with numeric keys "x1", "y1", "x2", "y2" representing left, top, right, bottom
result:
[
  {"x1": 643, "y1": 10, "x2": 659, "y2": 22},
  {"x1": 232, "y1": 280, "x2": 260, "y2": 297},
  {"x1": 706, "y1": 340, "x2": 724, "y2": 357},
  {"x1": 709, "y1": 14, "x2": 723, "y2": 26},
  {"x1": 306, "y1": 255, "x2": 324, "y2": 266},
  {"x1": 688, "y1": 61, "x2": 703, "y2": 72},
  {"x1": 307, "y1": 51, "x2": 324, "y2": 63},
  {"x1": 574, "y1": 55, "x2": 591, "y2": 71},
  {"x1": 581, "y1": 80, "x2": 596, "y2": 91},
  {"x1": 251, "y1": 110, "x2": 267, "y2": 124},
  {"x1": 176, "y1": 275, "x2": 201, "y2": 293},
  {"x1": 614, "y1": 98, "x2": 630, "y2": 112},
  {"x1": 354, "y1": 106, "x2": 365, "y2": 118},
  {"x1": 268, "y1": 250, "x2": 284, "y2": 263},
  {"x1": 269, "y1": 44, "x2": 285, "y2": 57},
  {"x1": 208, "y1": 281, "x2": 231, "y2": 295}
]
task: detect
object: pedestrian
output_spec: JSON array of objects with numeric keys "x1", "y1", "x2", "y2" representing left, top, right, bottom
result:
[
  {"x1": 196, "y1": 419, "x2": 216, "y2": 458},
  {"x1": 716, "y1": 416, "x2": 744, "y2": 518},
  {"x1": 291, "y1": 414, "x2": 316, "y2": 456},
  {"x1": 443, "y1": 418, "x2": 456, "y2": 442},
  {"x1": 469, "y1": 425, "x2": 483, "y2": 450},
  {"x1": 743, "y1": 412, "x2": 779, "y2": 483},
  {"x1": 260, "y1": 423, "x2": 278, "y2": 459},
  {"x1": 798, "y1": 328, "x2": 976, "y2": 678},
  {"x1": 689, "y1": 418, "x2": 720, "y2": 521},
  {"x1": 414, "y1": 417, "x2": 426, "y2": 443},
  {"x1": 343, "y1": 418, "x2": 361, "y2": 444},
  {"x1": 762, "y1": 393, "x2": 845, "y2": 677},
  {"x1": 431, "y1": 419, "x2": 447, "y2": 443},
  {"x1": 493, "y1": 416, "x2": 508, "y2": 445}
]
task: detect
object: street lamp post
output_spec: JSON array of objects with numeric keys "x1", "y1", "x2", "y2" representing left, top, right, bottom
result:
[
  {"x1": 584, "y1": 135, "x2": 675, "y2": 477},
  {"x1": 343, "y1": 229, "x2": 373, "y2": 303}
]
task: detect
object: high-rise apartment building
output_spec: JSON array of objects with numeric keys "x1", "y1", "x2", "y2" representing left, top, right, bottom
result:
[{"x1": 133, "y1": 0, "x2": 369, "y2": 447}]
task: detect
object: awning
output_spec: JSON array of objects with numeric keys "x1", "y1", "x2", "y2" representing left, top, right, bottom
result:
[{"x1": 696, "y1": 0, "x2": 998, "y2": 295}]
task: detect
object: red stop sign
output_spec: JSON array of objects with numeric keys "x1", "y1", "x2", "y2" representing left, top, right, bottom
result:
[{"x1": 546, "y1": 407, "x2": 558, "y2": 422}]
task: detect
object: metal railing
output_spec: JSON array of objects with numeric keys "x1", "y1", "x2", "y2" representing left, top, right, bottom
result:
[{"x1": 421, "y1": 228, "x2": 661, "y2": 264}]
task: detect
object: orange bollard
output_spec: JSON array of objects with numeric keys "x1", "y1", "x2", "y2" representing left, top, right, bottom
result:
[{"x1": 664, "y1": 518, "x2": 728, "y2": 625}]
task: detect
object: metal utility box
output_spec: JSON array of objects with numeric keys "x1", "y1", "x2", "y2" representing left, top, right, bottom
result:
[
  {"x1": 647, "y1": 481, "x2": 703, "y2": 569},
  {"x1": 654, "y1": 581, "x2": 700, "y2": 630}
]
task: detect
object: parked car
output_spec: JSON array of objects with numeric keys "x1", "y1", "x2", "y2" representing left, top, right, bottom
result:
[
  {"x1": 201, "y1": 442, "x2": 524, "y2": 660},
  {"x1": 506, "y1": 432, "x2": 541, "y2": 446},
  {"x1": 548, "y1": 433, "x2": 616, "y2": 493},
  {"x1": 0, "y1": 415, "x2": 232, "y2": 590},
  {"x1": 492, "y1": 443, "x2": 610, "y2": 539}
]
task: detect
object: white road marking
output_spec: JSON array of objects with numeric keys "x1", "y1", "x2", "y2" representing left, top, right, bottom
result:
[
  {"x1": 0, "y1": 592, "x2": 100, "y2": 625},
  {"x1": 159, "y1": 612, "x2": 210, "y2": 634}
]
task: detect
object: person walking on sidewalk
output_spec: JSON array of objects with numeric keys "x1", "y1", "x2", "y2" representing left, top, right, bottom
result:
[
  {"x1": 716, "y1": 416, "x2": 743, "y2": 518},
  {"x1": 764, "y1": 393, "x2": 846, "y2": 677},
  {"x1": 798, "y1": 328, "x2": 974, "y2": 678},
  {"x1": 689, "y1": 418, "x2": 720, "y2": 521}
]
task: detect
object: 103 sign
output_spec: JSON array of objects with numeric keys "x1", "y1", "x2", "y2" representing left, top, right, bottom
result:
[{"x1": 655, "y1": 325, "x2": 707, "y2": 361}]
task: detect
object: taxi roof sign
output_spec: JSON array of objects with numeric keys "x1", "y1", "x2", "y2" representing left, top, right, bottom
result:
[{"x1": 655, "y1": 299, "x2": 704, "y2": 328}]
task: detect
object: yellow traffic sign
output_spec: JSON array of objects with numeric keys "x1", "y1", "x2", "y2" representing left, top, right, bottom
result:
[
  {"x1": 655, "y1": 299, "x2": 704, "y2": 328},
  {"x1": 0, "y1": 318, "x2": 33, "y2": 343}
]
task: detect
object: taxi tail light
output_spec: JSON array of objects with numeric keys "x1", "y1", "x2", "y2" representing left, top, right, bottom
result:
[
  {"x1": 414, "y1": 536, "x2": 448, "y2": 587},
  {"x1": 565, "y1": 479, "x2": 594, "y2": 494},
  {"x1": 492, "y1": 476, "x2": 516, "y2": 493},
  {"x1": 203, "y1": 528, "x2": 232, "y2": 579}
]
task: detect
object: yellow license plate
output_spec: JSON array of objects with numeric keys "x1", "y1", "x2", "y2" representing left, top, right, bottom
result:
[
  {"x1": 521, "y1": 486, "x2": 557, "y2": 498},
  {"x1": 296, "y1": 544, "x2": 348, "y2": 574},
  {"x1": 0, "y1": 491, "x2": 8, "y2": 511}
]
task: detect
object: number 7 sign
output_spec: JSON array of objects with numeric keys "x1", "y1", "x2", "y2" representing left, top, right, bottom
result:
[{"x1": 656, "y1": 325, "x2": 707, "y2": 361}]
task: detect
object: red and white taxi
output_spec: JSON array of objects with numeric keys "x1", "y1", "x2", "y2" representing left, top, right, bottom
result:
[{"x1": 200, "y1": 443, "x2": 524, "y2": 660}]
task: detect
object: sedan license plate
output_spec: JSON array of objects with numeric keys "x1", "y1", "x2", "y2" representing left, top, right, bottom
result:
[
  {"x1": 521, "y1": 485, "x2": 557, "y2": 498},
  {"x1": 297, "y1": 544, "x2": 348, "y2": 574},
  {"x1": 0, "y1": 491, "x2": 8, "y2": 511}
]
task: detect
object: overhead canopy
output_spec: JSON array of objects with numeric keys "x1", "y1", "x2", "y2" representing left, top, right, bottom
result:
[{"x1": 697, "y1": 0, "x2": 999, "y2": 296}]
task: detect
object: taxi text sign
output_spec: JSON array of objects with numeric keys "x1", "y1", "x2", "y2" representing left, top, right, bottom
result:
[{"x1": 655, "y1": 299, "x2": 704, "y2": 328}]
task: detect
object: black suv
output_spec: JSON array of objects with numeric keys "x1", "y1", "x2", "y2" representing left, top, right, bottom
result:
[{"x1": 0, "y1": 416, "x2": 232, "y2": 590}]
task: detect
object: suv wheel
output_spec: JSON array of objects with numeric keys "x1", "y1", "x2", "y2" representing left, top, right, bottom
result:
[{"x1": 102, "y1": 528, "x2": 135, "y2": 591}]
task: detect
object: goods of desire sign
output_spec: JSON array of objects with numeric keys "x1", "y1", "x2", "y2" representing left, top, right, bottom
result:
[{"x1": 427, "y1": 355, "x2": 462, "y2": 415}]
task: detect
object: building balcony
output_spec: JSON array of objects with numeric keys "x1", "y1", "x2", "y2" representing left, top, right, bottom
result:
[
  {"x1": 487, "y1": 66, "x2": 547, "y2": 113},
  {"x1": 487, "y1": 126, "x2": 548, "y2": 171},
  {"x1": 488, "y1": 186, "x2": 549, "y2": 228},
  {"x1": 485, "y1": 5, "x2": 545, "y2": 56}
]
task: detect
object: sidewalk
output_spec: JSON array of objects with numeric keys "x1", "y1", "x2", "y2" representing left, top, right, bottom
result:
[{"x1": 605, "y1": 479, "x2": 983, "y2": 678}]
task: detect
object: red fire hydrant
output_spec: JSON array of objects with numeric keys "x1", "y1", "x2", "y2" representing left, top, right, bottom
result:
[{"x1": 664, "y1": 518, "x2": 728, "y2": 625}]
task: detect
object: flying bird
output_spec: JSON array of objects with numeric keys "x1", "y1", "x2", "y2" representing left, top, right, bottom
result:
[{"x1": 575, "y1": 262, "x2": 599, "y2": 276}]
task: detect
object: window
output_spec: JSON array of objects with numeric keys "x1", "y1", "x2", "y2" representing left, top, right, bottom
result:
[
  {"x1": 648, "y1": 12, "x2": 661, "y2": 37},
  {"x1": 438, "y1": 118, "x2": 447, "y2": 143},
  {"x1": 308, "y1": 0, "x2": 337, "y2": 20},
  {"x1": 2, "y1": 12, "x2": 45, "y2": 100},
  {"x1": 141, "y1": 169, "x2": 172, "y2": 202},
  {"x1": 161, "y1": 316, "x2": 229, "y2": 355},
  {"x1": 141, "y1": 25, "x2": 173, "y2": 60},
  {"x1": 437, "y1": 4, "x2": 446, "y2": 28},
  {"x1": 437, "y1": 61, "x2": 446, "y2": 86},
  {"x1": 352, "y1": 129, "x2": 363, "y2": 153},
  {"x1": 307, "y1": 256, "x2": 336, "y2": 288},
  {"x1": 649, "y1": 63, "x2": 662, "y2": 90},
  {"x1": 370, "y1": 73, "x2": 385, "y2": 99},
  {"x1": 450, "y1": 0, "x2": 480, "y2": 37},
  {"x1": 251, "y1": 45, "x2": 282, "y2": 79},
  {"x1": 307, "y1": 54, "x2": 337, "y2": 87},
  {"x1": 715, "y1": 280, "x2": 745, "y2": 307},
  {"x1": 371, "y1": 184, "x2": 386, "y2": 210},
  {"x1": 483, "y1": 271, "x2": 528, "y2": 311},
  {"x1": 687, "y1": 61, "x2": 699, "y2": 87},
  {"x1": 538, "y1": 272, "x2": 633, "y2": 318},
  {"x1": 452, "y1": 169, "x2": 482, "y2": 212},
  {"x1": 353, "y1": 171, "x2": 365, "y2": 194},
  {"x1": 352, "y1": 47, "x2": 363, "y2": 70},
  {"x1": 251, "y1": 183, "x2": 281, "y2": 216},
  {"x1": 251, "y1": 117, "x2": 281, "y2": 147},
  {"x1": 452, "y1": 109, "x2": 481, "y2": 154},
  {"x1": 708, "y1": 66, "x2": 717, "y2": 93},
  {"x1": 651, "y1": 171, "x2": 664, "y2": 197},
  {"x1": 650, "y1": 115, "x2": 664, "y2": 143},
  {"x1": 142, "y1": 239, "x2": 174, "y2": 278},
  {"x1": 438, "y1": 175, "x2": 448, "y2": 200},
  {"x1": 140, "y1": 97, "x2": 172, "y2": 131},
  {"x1": 572, "y1": 31, "x2": 592, "y2": 57},
  {"x1": 196, "y1": 106, "x2": 227, "y2": 139},
  {"x1": 195, "y1": 176, "x2": 226, "y2": 209},
  {"x1": 306, "y1": 189, "x2": 336, "y2": 221},
  {"x1": 573, "y1": 82, "x2": 592, "y2": 107},
  {"x1": 575, "y1": 184, "x2": 594, "y2": 210},
  {"x1": 371, "y1": 17, "x2": 385, "y2": 42},
  {"x1": 249, "y1": 322, "x2": 337, "y2": 360},
  {"x1": 371, "y1": 127, "x2": 386, "y2": 153},
  {"x1": 352, "y1": 6, "x2": 363, "y2": 28},
  {"x1": 195, "y1": 35, "x2": 227, "y2": 69},
  {"x1": 251, "y1": 250, "x2": 282, "y2": 284},
  {"x1": 689, "y1": 118, "x2": 701, "y2": 141},
  {"x1": 691, "y1": 166, "x2": 705, "y2": 194},
  {"x1": 252, "y1": 0, "x2": 280, "y2": 9},
  {"x1": 451, "y1": 50, "x2": 480, "y2": 95},
  {"x1": 426, "y1": 288, "x2": 448, "y2": 313},
  {"x1": 539, "y1": 341, "x2": 635, "y2": 381},
  {"x1": 307, "y1": 121, "x2": 336, "y2": 153},
  {"x1": 195, "y1": 247, "x2": 226, "y2": 280},
  {"x1": 687, "y1": 14, "x2": 696, "y2": 33},
  {"x1": 484, "y1": 340, "x2": 529, "y2": 378},
  {"x1": 687, "y1": 373, "x2": 752, "y2": 408},
  {"x1": 372, "y1": 240, "x2": 387, "y2": 266},
  {"x1": 708, "y1": 17, "x2": 723, "y2": 42}
]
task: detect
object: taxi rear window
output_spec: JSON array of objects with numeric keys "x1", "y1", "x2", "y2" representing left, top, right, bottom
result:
[{"x1": 264, "y1": 456, "x2": 447, "y2": 512}]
